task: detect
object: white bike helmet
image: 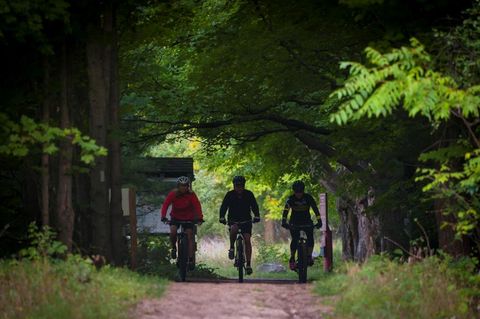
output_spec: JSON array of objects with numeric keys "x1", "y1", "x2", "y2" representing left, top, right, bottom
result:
[{"x1": 177, "y1": 176, "x2": 190, "y2": 185}]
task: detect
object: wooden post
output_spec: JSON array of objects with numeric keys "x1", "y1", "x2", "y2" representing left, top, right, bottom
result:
[
  {"x1": 128, "y1": 188, "x2": 138, "y2": 270},
  {"x1": 320, "y1": 193, "x2": 333, "y2": 272}
]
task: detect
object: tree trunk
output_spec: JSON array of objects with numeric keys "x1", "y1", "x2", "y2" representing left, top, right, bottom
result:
[
  {"x1": 87, "y1": 22, "x2": 112, "y2": 261},
  {"x1": 41, "y1": 57, "x2": 51, "y2": 227},
  {"x1": 337, "y1": 191, "x2": 379, "y2": 262},
  {"x1": 56, "y1": 42, "x2": 75, "y2": 251},
  {"x1": 338, "y1": 197, "x2": 357, "y2": 260},
  {"x1": 435, "y1": 199, "x2": 467, "y2": 257},
  {"x1": 106, "y1": 1, "x2": 127, "y2": 265},
  {"x1": 264, "y1": 218, "x2": 275, "y2": 243}
]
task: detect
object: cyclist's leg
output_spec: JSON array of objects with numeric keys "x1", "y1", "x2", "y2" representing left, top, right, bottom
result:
[
  {"x1": 306, "y1": 228, "x2": 314, "y2": 265},
  {"x1": 244, "y1": 233, "x2": 252, "y2": 266},
  {"x1": 244, "y1": 233, "x2": 253, "y2": 275},
  {"x1": 169, "y1": 224, "x2": 178, "y2": 258},
  {"x1": 290, "y1": 229, "x2": 300, "y2": 260},
  {"x1": 229, "y1": 224, "x2": 238, "y2": 249},
  {"x1": 185, "y1": 228, "x2": 194, "y2": 258},
  {"x1": 289, "y1": 229, "x2": 300, "y2": 270},
  {"x1": 228, "y1": 224, "x2": 238, "y2": 259}
]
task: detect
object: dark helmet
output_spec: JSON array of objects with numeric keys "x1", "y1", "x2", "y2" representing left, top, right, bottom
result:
[
  {"x1": 232, "y1": 175, "x2": 246, "y2": 186},
  {"x1": 292, "y1": 180, "x2": 305, "y2": 192},
  {"x1": 177, "y1": 176, "x2": 190, "y2": 185}
]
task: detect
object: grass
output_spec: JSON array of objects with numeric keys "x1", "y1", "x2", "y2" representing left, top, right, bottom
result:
[
  {"x1": 314, "y1": 255, "x2": 480, "y2": 319},
  {"x1": 0, "y1": 255, "x2": 167, "y2": 319},
  {"x1": 197, "y1": 236, "x2": 335, "y2": 280}
]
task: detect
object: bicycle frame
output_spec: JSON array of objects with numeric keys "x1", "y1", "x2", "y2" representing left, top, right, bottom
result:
[
  {"x1": 229, "y1": 220, "x2": 251, "y2": 283},
  {"x1": 171, "y1": 220, "x2": 197, "y2": 282},
  {"x1": 289, "y1": 224, "x2": 314, "y2": 283}
]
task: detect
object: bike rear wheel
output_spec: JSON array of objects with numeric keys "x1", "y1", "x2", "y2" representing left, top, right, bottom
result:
[
  {"x1": 297, "y1": 241, "x2": 308, "y2": 283},
  {"x1": 178, "y1": 235, "x2": 188, "y2": 282},
  {"x1": 236, "y1": 237, "x2": 244, "y2": 283}
]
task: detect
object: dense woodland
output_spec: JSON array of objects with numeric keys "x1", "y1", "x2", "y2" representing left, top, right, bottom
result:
[{"x1": 1, "y1": 0, "x2": 479, "y2": 269}]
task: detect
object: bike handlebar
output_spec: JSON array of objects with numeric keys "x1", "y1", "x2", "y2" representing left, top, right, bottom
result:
[
  {"x1": 288, "y1": 224, "x2": 315, "y2": 230},
  {"x1": 229, "y1": 220, "x2": 253, "y2": 225},
  {"x1": 167, "y1": 220, "x2": 200, "y2": 225}
]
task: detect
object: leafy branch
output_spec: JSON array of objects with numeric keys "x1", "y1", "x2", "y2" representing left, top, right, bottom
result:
[{"x1": 0, "y1": 113, "x2": 107, "y2": 164}]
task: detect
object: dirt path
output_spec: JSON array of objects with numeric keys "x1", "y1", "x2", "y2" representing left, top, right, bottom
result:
[{"x1": 133, "y1": 282, "x2": 332, "y2": 319}]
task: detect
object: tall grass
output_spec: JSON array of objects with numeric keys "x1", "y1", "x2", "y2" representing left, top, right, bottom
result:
[
  {"x1": 0, "y1": 256, "x2": 167, "y2": 319},
  {"x1": 315, "y1": 255, "x2": 480, "y2": 319},
  {"x1": 197, "y1": 236, "x2": 336, "y2": 280}
]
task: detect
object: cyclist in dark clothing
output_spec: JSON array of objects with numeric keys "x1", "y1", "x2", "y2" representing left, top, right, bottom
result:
[
  {"x1": 219, "y1": 175, "x2": 260, "y2": 275},
  {"x1": 281, "y1": 180, "x2": 322, "y2": 271}
]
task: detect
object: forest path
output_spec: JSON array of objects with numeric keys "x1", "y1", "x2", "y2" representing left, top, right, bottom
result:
[{"x1": 133, "y1": 281, "x2": 332, "y2": 319}]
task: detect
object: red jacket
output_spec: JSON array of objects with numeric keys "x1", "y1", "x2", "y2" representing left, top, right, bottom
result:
[{"x1": 161, "y1": 190, "x2": 203, "y2": 221}]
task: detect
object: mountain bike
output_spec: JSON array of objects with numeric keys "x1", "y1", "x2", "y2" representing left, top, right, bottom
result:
[
  {"x1": 171, "y1": 220, "x2": 198, "y2": 282},
  {"x1": 289, "y1": 224, "x2": 314, "y2": 283},
  {"x1": 230, "y1": 220, "x2": 252, "y2": 283}
]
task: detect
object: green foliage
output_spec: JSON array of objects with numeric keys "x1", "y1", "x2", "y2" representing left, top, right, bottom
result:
[
  {"x1": 330, "y1": 25, "x2": 480, "y2": 243},
  {"x1": 18, "y1": 223, "x2": 67, "y2": 260},
  {"x1": 135, "y1": 233, "x2": 220, "y2": 280},
  {"x1": 0, "y1": 113, "x2": 107, "y2": 164},
  {"x1": 0, "y1": 225, "x2": 166, "y2": 319},
  {"x1": 331, "y1": 38, "x2": 480, "y2": 125},
  {"x1": 255, "y1": 242, "x2": 290, "y2": 264},
  {"x1": 136, "y1": 234, "x2": 172, "y2": 274},
  {"x1": 339, "y1": 0, "x2": 384, "y2": 8},
  {"x1": 0, "y1": 0, "x2": 70, "y2": 52},
  {"x1": 320, "y1": 256, "x2": 480, "y2": 319},
  {"x1": 0, "y1": 258, "x2": 166, "y2": 319}
]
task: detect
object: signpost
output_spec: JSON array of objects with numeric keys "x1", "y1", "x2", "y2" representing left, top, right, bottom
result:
[
  {"x1": 319, "y1": 193, "x2": 333, "y2": 272},
  {"x1": 121, "y1": 188, "x2": 138, "y2": 269}
]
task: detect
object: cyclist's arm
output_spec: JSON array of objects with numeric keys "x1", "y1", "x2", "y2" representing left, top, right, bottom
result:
[
  {"x1": 191, "y1": 192, "x2": 203, "y2": 220},
  {"x1": 282, "y1": 200, "x2": 290, "y2": 221},
  {"x1": 307, "y1": 194, "x2": 321, "y2": 220},
  {"x1": 249, "y1": 191, "x2": 260, "y2": 218},
  {"x1": 160, "y1": 191, "x2": 174, "y2": 218},
  {"x1": 219, "y1": 192, "x2": 230, "y2": 220}
]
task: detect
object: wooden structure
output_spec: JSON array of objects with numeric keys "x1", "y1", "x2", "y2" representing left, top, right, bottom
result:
[{"x1": 123, "y1": 157, "x2": 195, "y2": 270}]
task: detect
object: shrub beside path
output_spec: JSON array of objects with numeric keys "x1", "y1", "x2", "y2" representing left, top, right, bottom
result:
[{"x1": 133, "y1": 282, "x2": 332, "y2": 319}]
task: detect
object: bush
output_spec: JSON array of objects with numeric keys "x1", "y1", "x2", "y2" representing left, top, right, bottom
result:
[
  {"x1": 255, "y1": 241, "x2": 290, "y2": 265},
  {"x1": 0, "y1": 224, "x2": 167, "y2": 319},
  {"x1": 135, "y1": 233, "x2": 221, "y2": 280},
  {"x1": 317, "y1": 255, "x2": 480, "y2": 319},
  {"x1": 0, "y1": 257, "x2": 166, "y2": 319}
]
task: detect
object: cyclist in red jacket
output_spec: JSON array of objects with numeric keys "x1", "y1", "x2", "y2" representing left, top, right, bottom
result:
[{"x1": 161, "y1": 176, "x2": 203, "y2": 269}]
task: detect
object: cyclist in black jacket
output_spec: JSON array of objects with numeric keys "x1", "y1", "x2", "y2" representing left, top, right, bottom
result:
[
  {"x1": 219, "y1": 175, "x2": 260, "y2": 275},
  {"x1": 281, "y1": 180, "x2": 322, "y2": 271}
]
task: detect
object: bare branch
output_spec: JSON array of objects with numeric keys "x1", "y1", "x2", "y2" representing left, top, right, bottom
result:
[{"x1": 451, "y1": 108, "x2": 480, "y2": 148}]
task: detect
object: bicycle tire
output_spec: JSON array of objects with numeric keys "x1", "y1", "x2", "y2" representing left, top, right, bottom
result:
[
  {"x1": 298, "y1": 241, "x2": 308, "y2": 283},
  {"x1": 178, "y1": 235, "x2": 188, "y2": 282},
  {"x1": 236, "y1": 237, "x2": 244, "y2": 283}
]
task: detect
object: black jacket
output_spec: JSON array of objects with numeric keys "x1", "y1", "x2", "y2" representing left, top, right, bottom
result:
[
  {"x1": 282, "y1": 193, "x2": 320, "y2": 224},
  {"x1": 219, "y1": 189, "x2": 259, "y2": 222}
]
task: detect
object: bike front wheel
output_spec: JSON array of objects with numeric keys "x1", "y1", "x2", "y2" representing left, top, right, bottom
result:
[
  {"x1": 236, "y1": 237, "x2": 244, "y2": 283},
  {"x1": 297, "y1": 241, "x2": 308, "y2": 283},
  {"x1": 178, "y1": 235, "x2": 188, "y2": 282}
]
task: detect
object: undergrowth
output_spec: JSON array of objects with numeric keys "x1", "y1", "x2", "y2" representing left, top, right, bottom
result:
[
  {"x1": 315, "y1": 254, "x2": 480, "y2": 319},
  {"x1": 0, "y1": 224, "x2": 167, "y2": 319}
]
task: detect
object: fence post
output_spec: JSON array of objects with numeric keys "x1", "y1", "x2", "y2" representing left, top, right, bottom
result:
[
  {"x1": 320, "y1": 193, "x2": 333, "y2": 272},
  {"x1": 128, "y1": 188, "x2": 138, "y2": 270}
]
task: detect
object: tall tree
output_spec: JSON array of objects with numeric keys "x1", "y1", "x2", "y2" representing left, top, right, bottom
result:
[
  {"x1": 41, "y1": 57, "x2": 51, "y2": 227},
  {"x1": 56, "y1": 41, "x2": 75, "y2": 250}
]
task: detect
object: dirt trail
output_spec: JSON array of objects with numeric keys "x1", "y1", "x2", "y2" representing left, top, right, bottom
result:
[{"x1": 133, "y1": 282, "x2": 331, "y2": 319}]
